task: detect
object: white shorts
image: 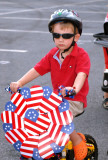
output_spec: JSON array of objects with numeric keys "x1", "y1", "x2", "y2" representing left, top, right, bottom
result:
[{"x1": 68, "y1": 100, "x2": 84, "y2": 118}]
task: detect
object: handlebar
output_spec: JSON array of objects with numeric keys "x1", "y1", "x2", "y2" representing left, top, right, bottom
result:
[{"x1": 5, "y1": 85, "x2": 76, "y2": 99}]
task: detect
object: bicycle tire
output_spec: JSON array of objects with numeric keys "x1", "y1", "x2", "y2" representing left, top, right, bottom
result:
[{"x1": 84, "y1": 134, "x2": 98, "y2": 160}]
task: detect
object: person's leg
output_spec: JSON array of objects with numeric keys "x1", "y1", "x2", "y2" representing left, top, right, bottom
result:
[
  {"x1": 70, "y1": 130, "x2": 87, "y2": 160},
  {"x1": 103, "y1": 47, "x2": 108, "y2": 69},
  {"x1": 102, "y1": 92, "x2": 108, "y2": 109},
  {"x1": 102, "y1": 47, "x2": 108, "y2": 92},
  {"x1": 68, "y1": 101, "x2": 84, "y2": 117},
  {"x1": 68, "y1": 101, "x2": 87, "y2": 160},
  {"x1": 102, "y1": 47, "x2": 108, "y2": 109}
]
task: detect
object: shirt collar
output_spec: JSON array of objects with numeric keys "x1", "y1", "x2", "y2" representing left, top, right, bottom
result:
[
  {"x1": 53, "y1": 43, "x2": 78, "y2": 61},
  {"x1": 53, "y1": 49, "x2": 62, "y2": 67}
]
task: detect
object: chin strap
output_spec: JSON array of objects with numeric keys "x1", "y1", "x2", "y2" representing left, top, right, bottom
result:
[
  {"x1": 61, "y1": 26, "x2": 76, "y2": 59},
  {"x1": 61, "y1": 41, "x2": 75, "y2": 59}
]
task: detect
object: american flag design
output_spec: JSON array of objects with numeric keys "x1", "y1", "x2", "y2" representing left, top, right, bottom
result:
[
  {"x1": 21, "y1": 85, "x2": 43, "y2": 110},
  {"x1": 1, "y1": 85, "x2": 74, "y2": 159}
]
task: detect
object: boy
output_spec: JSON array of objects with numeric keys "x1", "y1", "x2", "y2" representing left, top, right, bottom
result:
[{"x1": 10, "y1": 9, "x2": 90, "y2": 160}]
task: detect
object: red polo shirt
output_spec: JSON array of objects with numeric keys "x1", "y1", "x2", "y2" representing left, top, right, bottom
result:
[{"x1": 34, "y1": 43, "x2": 90, "y2": 108}]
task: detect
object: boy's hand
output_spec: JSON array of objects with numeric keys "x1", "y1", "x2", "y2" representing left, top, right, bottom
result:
[
  {"x1": 10, "y1": 81, "x2": 22, "y2": 93},
  {"x1": 59, "y1": 86, "x2": 76, "y2": 97},
  {"x1": 60, "y1": 87, "x2": 72, "y2": 97}
]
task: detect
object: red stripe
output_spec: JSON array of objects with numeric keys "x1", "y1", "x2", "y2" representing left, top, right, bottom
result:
[
  {"x1": 35, "y1": 120, "x2": 49, "y2": 130},
  {"x1": 20, "y1": 129, "x2": 28, "y2": 139},
  {"x1": 49, "y1": 108, "x2": 62, "y2": 124},
  {"x1": 11, "y1": 93, "x2": 16, "y2": 101},
  {"x1": 57, "y1": 132, "x2": 66, "y2": 146},
  {"x1": 26, "y1": 97, "x2": 42, "y2": 109},
  {"x1": 50, "y1": 125, "x2": 62, "y2": 142},
  {"x1": 15, "y1": 100, "x2": 27, "y2": 116},
  {"x1": 30, "y1": 90, "x2": 43, "y2": 95},
  {"x1": 12, "y1": 93, "x2": 21, "y2": 105},
  {"x1": 39, "y1": 135, "x2": 52, "y2": 150},
  {"x1": 39, "y1": 102, "x2": 51, "y2": 113},
  {"x1": 21, "y1": 142, "x2": 37, "y2": 148},
  {"x1": 44, "y1": 98, "x2": 57, "y2": 110},
  {"x1": 12, "y1": 113, "x2": 16, "y2": 129},
  {"x1": 12, "y1": 129, "x2": 27, "y2": 143},
  {"x1": 47, "y1": 123, "x2": 56, "y2": 137},
  {"x1": 63, "y1": 111, "x2": 68, "y2": 124},
  {"x1": 20, "y1": 148, "x2": 33, "y2": 154},
  {"x1": 65, "y1": 111, "x2": 70, "y2": 124},
  {"x1": 21, "y1": 136, "x2": 38, "y2": 148},
  {"x1": 27, "y1": 102, "x2": 40, "y2": 108},
  {"x1": 49, "y1": 94, "x2": 62, "y2": 105},
  {"x1": 11, "y1": 93, "x2": 27, "y2": 117},
  {"x1": 6, "y1": 111, "x2": 10, "y2": 123},
  {"x1": 39, "y1": 147, "x2": 54, "y2": 159},
  {"x1": 5, "y1": 131, "x2": 17, "y2": 144},
  {"x1": 1, "y1": 112, "x2": 3, "y2": 122},
  {"x1": 30, "y1": 85, "x2": 42, "y2": 89},
  {"x1": 18, "y1": 116, "x2": 22, "y2": 129},
  {"x1": 64, "y1": 110, "x2": 73, "y2": 124},
  {"x1": 55, "y1": 108, "x2": 62, "y2": 124},
  {"x1": 37, "y1": 114, "x2": 50, "y2": 126},
  {"x1": 26, "y1": 96, "x2": 42, "y2": 102},
  {"x1": 24, "y1": 118, "x2": 41, "y2": 134},
  {"x1": 58, "y1": 133, "x2": 69, "y2": 146},
  {"x1": 16, "y1": 115, "x2": 23, "y2": 129},
  {"x1": 48, "y1": 111, "x2": 56, "y2": 124},
  {"x1": 24, "y1": 118, "x2": 48, "y2": 134},
  {"x1": 40, "y1": 97, "x2": 57, "y2": 113}
]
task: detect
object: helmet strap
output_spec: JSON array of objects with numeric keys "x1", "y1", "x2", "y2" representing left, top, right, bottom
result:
[{"x1": 61, "y1": 26, "x2": 76, "y2": 59}]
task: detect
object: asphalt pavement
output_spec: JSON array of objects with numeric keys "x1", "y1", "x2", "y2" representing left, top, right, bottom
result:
[{"x1": 0, "y1": 0, "x2": 108, "y2": 160}]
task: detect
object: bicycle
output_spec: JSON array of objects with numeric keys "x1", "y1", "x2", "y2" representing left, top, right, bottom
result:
[{"x1": 1, "y1": 85, "x2": 98, "y2": 160}]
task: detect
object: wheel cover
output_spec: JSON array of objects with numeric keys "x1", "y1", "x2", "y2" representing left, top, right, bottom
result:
[{"x1": 1, "y1": 85, "x2": 74, "y2": 159}]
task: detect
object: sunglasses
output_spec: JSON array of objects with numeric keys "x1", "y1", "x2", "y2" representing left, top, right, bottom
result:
[{"x1": 52, "y1": 33, "x2": 75, "y2": 39}]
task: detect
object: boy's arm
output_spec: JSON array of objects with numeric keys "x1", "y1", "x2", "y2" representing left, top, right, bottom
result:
[
  {"x1": 73, "y1": 72, "x2": 87, "y2": 94},
  {"x1": 10, "y1": 68, "x2": 40, "y2": 92},
  {"x1": 60, "y1": 72, "x2": 87, "y2": 97}
]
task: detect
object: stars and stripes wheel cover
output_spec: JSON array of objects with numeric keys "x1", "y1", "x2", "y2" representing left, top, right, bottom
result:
[{"x1": 1, "y1": 85, "x2": 74, "y2": 159}]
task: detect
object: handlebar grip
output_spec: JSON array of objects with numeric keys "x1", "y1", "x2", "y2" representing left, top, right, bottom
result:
[
  {"x1": 5, "y1": 85, "x2": 21, "y2": 94},
  {"x1": 65, "y1": 89, "x2": 76, "y2": 98},
  {"x1": 58, "y1": 85, "x2": 76, "y2": 98}
]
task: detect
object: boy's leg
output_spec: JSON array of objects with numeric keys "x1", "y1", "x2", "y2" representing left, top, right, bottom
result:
[
  {"x1": 70, "y1": 130, "x2": 87, "y2": 160},
  {"x1": 68, "y1": 101, "x2": 87, "y2": 160},
  {"x1": 68, "y1": 100, "x2": 84, "y2": 117}
]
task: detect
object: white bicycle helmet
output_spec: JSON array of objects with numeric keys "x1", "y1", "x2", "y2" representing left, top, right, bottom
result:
[{"x1": 48, "y1": 9, "x2": 82, "y2": 35}]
